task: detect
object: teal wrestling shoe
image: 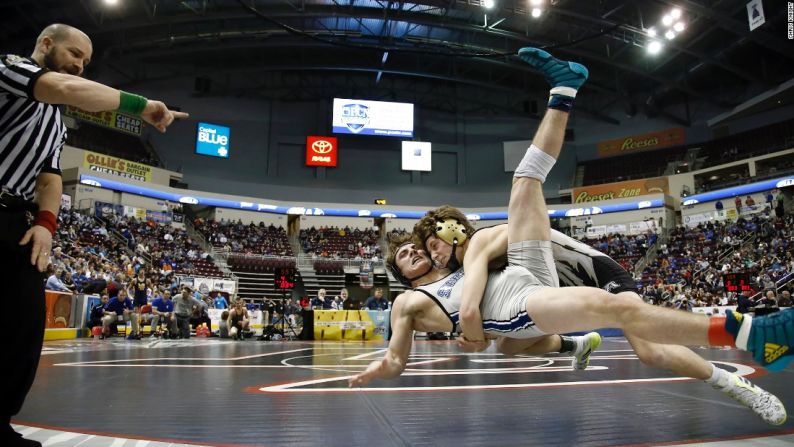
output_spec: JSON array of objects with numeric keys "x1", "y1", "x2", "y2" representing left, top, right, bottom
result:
[
  {"x1": 517, "y1": 47, "x2": 589, "y2": 93},
  {"x1": 726, "y1": 308, "x2": 794, "y2": 372}
]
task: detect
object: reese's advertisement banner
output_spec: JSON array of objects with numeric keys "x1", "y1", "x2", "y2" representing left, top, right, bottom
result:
[
  {"x1": 572, "y1": 177, "x2": 669, "y2": 203},
  {"x1": 597, "y1": 128, "x2": 685, "y2": 157}
]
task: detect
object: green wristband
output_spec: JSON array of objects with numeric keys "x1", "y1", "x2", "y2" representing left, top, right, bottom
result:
[{"x1": 117, "y1": 90, "x2": 148, "y2": 116}]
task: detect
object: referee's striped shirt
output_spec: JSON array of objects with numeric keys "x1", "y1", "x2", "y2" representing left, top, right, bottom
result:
[{"x1": 0, "y1": 54, "x2": 65, "y2": 202}]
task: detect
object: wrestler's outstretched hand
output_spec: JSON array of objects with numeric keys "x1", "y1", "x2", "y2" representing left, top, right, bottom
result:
[
  {"x1": 456, "y1": 335, "x2": 490, "y2": 353},
  {"x1": 348, "y1": 360, "x2": 385, "y2": 387}
]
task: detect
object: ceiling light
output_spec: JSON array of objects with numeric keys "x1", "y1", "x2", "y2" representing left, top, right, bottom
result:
[
  {"x1": 673, "y1": 22, "x2": 685, "y2": 32},
  {"x1": 530, "y1": 0, "x2": 543, "y2": 5},
  {"x1": 483, "y1": 0, "x2": 494, "y2": 8},
  {"x1": 647, "y1": 27, "x2": 657, "y2": 37},
  {"x1": 665, "y1": 30, "x2": 676, "y2": 40},
  {"x1": 647, "y1": 41, "x2": 663, "y2": 54},
  {"x1": 662, "y1": 14, "x2": 674, "y2": 26},
  {"x1": 670, "y1": 8, "x2": 682, "y2": 19},
  {"x1": 103, "y1": 0, "x2": 118, "y2": 4},
  {"x1": 531, "y1": 8, "x2": 542, "y2": 18}
]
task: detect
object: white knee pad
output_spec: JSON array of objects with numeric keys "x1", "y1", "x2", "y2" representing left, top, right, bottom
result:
[{"x1": 514, "y1": 145, "x2": 557, "y2": 182}]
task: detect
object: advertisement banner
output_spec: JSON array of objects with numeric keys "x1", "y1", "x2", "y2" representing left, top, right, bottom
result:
[
  {"x1": 365, "y1": 310, "x2": 390, "y2": 341},
  {"x1": 60, "y1": 193, "x2": 72, "y2": 210},
  {"x1": 123, "y1": 205, "x2": 146, "y2": 220},
  {"x1": 586, "y1": 225, "x2": 607, "y2": 238},
  {"x1": 305, "y1": 136, "x2": 338, "y2": 167},
  {"x1": 179, "y1": 277, "x2": 195, "y2": 289},
  {"x1": 739, "y1": 203, "x2": 771, "y2": 216},
  {"x1": 212, "y1": 279, "x2": 237, "y2": 294},
  {"x1": 65, "y1": 106, "x2": 142, "y2": 135},
  {"x1": 45, "y1": 291, "x2": 73, "y2": 328},
  {"x1": 313, "y1": 310, "x2": 390, "y2": 341},
  {"x1": 359, "y1": 262, "x2": 374, "y2": 289},
  {"x1": 196, "y1": 122, "x2": 230, "y2": 158},
  {"x1": 94, "y1": 201, "x2": 123, "y2": 219},
  {"x1": 597, "y1": 128, "x2": 685, "y2": 158},
  {"x1": 83, "y1": 150, "x2": 152, "y2": 182},
  {"x1": 179, "y1": 276, "x2": 236, "y2": 295},
  {"x1": 145, "y1": 210, "x2": 172, "y2": 224},
  {"x1": 693, "y1": 306, "x2": 737, "y2": 316},
  {"x1": 683, "y1": 212, "x2": 713, "y2": 227},
  {"x1": 572, "y1": 177, "x2": 669, "y2": 204},
  {"x1": 193, "y1": 277, "x2": 215, "y2": 296},
  {"x1": 606, "y1": 224, "x2": 627, "y2": 234},
  {"x1": 630, "y1": 220, "x2": 658, "y2": 234}
]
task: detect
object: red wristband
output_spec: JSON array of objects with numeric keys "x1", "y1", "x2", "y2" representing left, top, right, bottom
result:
[
  {"x1": 707, "y1": 316, "x2": 735, "y2": 347},
  {"x1": 33, "y1": 210, "x2": 57, "y2": 236}
]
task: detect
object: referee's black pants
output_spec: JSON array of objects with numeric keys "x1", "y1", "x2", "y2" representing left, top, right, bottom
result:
[{"x1": 0, "y1": 210, "x2": 45, "y2": 434}]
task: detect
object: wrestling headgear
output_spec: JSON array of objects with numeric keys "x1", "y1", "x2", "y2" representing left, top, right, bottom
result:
[{"x1": 433, "y1": 219, "x2": 468, "y2": 271}]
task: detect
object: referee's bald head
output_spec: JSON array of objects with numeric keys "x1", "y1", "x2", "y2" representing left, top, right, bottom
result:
[
  {"x1": 33, "y1": 23, "x2": 92, "y2": 76},
  {"x1": 36, "y1": 23, "x2": 91, "y2": 47}
]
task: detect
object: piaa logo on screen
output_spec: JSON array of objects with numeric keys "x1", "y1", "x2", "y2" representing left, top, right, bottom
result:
[
  {"x1": 312, "y1": 139, "x2": 334, "y2": 154},
  {"x1": 341, "y1": 103, "x2": 370, "y2": 133}
]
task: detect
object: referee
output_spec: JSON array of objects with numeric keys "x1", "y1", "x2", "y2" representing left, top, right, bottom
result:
[{"x1": 1, "y1": 24, "x2": 187, "y2": 446}]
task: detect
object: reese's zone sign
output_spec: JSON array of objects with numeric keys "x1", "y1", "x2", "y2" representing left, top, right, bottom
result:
[
  {"x1": 572, "y1": 177, "x2": 668, "y2": 203},
  {"x1": 83, "y1": 151, "x2": 152, "y2": 182},
  {"x1": 597, "y1": 128, "x2": 685, "y2": 158},
  {"x1": 64, "y1": 106, "x2": 142, "y2": 136}
]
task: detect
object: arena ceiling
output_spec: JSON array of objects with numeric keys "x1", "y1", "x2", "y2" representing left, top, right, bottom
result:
[{"x1": 1, "y1": 0, "x2": 792, "y2": 125}]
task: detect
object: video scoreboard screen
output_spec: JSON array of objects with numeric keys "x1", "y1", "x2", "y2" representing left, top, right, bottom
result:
[
  {"x1": 332, "y1": 98, "x2": 413, "y2": 137},
  {"x1": 724, "y1": 272, "x2": 753, "y2": 293},
  {"x1": 274, "y1": 267, "x2": 296, "y2": 290}
]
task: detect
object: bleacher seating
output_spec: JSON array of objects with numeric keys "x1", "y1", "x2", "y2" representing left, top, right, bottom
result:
[
  {"x1": 698, "y1": 119, "x2": 794, "y2": 170},
  {"x1": 226, "y1": 255, "x2": 296, "y2": 300},
  {"x1": 581, "y1": 146, "x2": 688, "y2": 186},
  {"x1": 299, "y1": 226, "x2": 380, "y2": 259},
  {"x1": 313, "y1": 260, "x2": 345, "y2": 275},
  {"x1": 578, "y1": 233, "x2": 655, "y2": 272},
  {"x1": 196, "y1": 220, "x2": 293, "y2": 256},
  {"x1": 100, "y1": 213, "x2": 223, "y2": 278},
  {"x1": 640, "y1": 213, "x2": 793, "y2": 307}
]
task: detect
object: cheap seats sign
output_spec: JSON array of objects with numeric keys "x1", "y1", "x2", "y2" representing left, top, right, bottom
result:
[{"x1": 306, "y1": 136, "x2": 338, "y2": 167}]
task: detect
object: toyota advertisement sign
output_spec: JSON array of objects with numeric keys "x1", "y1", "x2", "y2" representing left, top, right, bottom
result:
[{"x1": 306, "y1": 136, "x2": 338, "y2": 167}]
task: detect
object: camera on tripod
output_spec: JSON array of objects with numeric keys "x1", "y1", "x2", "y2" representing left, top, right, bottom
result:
[{"x1": 259, "y1": 293, "x2": 299, "y2": 341}]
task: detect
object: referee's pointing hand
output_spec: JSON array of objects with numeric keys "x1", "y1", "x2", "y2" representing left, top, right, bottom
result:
[{"x1": 142, "y1": 100, "x2": 190, "y2": 133}]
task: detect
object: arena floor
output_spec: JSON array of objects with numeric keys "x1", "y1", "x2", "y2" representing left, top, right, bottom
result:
[{"x1": 13, "y1": 337, "x2": 794, "y2": 447}]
